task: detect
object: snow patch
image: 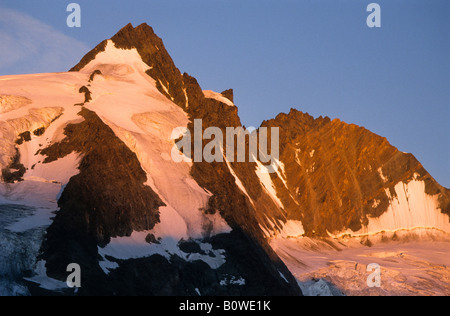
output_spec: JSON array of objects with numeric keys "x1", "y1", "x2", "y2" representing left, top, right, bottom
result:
[
  {"x1": 274, "y1": 158, "x2": 288, "y2": 189},
  {"x1": 298, "y1": 279, "x2": 344, "y2": 296},
  {"x1": 295, "y1": 149, "x2": 302, "y2": 167},
  {"x1": 80, "y1": 40, "x2": 149, "y2": 75},
  {"x1": 183, "y1": 87, "x2": 189, "y2": 108},
  {"x1": 338, "y1": 179, "x2": 450, "y2": 237},
  {"x1": 98, "y1": 232, "x2": 227, "y2": 272},
  {"x1": 203, "y1": 90, "x2": 234, "y2": 107},
  {"x1": 224, "y1": 157, "x2": 255, "y2": 207},
  {"x1": 372, "y1": 199, "x2": 381, "y2": 208},
  {"x1": 98, "y1": 258, "x2": 119, "y2": 275},
  {"x1": 24, "y1": 260, "x2": 68, "y2": 291},
  {"x1": 220, "y1": 275, "x2": 246, "y2": 286},
  {"x1": 279, "y1": 271, "x2": 289, "y2": 283},
  {"x1": 253, "y1": 157, "x2": 284, "y2": 209},
  {"x1": 0, "y1": 152, "x2": 81, "y2": 220},
  {"x1": 378, "y1": 167, "x2": 388, "y2": 183},
  {"x1": 278, "y1": 220, "x2": 305, "y2": 238}
]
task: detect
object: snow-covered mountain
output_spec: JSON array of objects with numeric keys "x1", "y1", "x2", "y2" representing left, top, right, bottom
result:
[{"x1": 0, "y1": 23, "x2": 448, "y2": 296}]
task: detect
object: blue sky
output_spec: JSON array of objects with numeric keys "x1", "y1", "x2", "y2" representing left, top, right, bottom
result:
[{"x1": 0, "y1": 0, "x2": 449, "y2": 187}]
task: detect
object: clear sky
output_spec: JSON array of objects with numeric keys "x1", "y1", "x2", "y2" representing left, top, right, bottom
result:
[{"x1": 0, "y1": 0, "x2": 449, "y2": 187}]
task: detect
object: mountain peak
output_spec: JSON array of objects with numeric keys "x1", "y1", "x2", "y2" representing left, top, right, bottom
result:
[
  {"x1": 70, "y1": 22, "x2": 190, "y2": 108},
  {"x1": 110, "y1": 22, "x2": 159, "y2": 50},
  {"x1": 70, "y1": 22, "x2": 164, "y2": 71}
]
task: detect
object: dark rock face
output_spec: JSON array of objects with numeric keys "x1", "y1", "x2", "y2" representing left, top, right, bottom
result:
[
  {"x1": 39, "y1": 233, "x2": 301, "y2": 296},
  {"x1": 69, "y1": 40, "x2": 108, "y2": 72},
  {"x1": 40, "y1": 107, "x2": 164, "y2": 283},
  {"x1": 16, "y1": 131, "x2": 32, "y2": 145},
  {"x1": 41, "y1": 107, "x2": 163, "y2": 244},
  {"x1": 180, "y1": 70, "x2": 301, "y2": 295},
  {"x1": 69, "y1": 229, "x2": 299, "y2": 296},
  {"x1": 145, "y1": 233, "x2": 160, "y2": 245},
  {"x1": 221, "y1": 89, "x2": 234, "y2": 103},
  {"x1": 78, "y1": 86, "x2": 92, "y2": 103},
  {"x1": 88, "y1": 70, "x2": 102, "y2": 82},
  {"x1": 1, "y1": 148, "x2": 26, "y2": 183}
]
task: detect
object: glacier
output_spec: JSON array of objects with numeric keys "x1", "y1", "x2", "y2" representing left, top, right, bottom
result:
[{"x1": 0, "y1": 204, "x2": 46, "y2": 296}]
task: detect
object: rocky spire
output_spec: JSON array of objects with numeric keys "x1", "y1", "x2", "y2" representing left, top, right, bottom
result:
[{"x1": 71, "y1": 23, "x2": 188, "y2": 109}]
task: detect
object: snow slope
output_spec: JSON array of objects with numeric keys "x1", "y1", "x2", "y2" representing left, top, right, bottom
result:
[
  {"x1": 0, "y1": 71, "x2": 87, "y2": 209},
  {"x1": 0, "y1": 71, "x2": 87, "y2": 295},
  {"x1": 362, "y1": 178, "x2": 450, "y2": 235},
  {"x1": 203, "y1": 90, "x2": 234, "y2": 107},
  {"x1": 257, "y1": 168, "x2": 450, "y2": 239},
  {"x1": 335, "y1": 175, "x2": 450, "y2": 237}
]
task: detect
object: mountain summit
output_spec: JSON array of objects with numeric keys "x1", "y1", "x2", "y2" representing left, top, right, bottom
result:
[
  {"x1": 0, "y1": 23, "x2": 448, "y2": 296},
  {"x1": 71, "y1": 23, "x2": 189, "y2": 110}
]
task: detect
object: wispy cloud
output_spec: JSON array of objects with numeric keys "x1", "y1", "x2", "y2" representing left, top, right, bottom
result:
[{"x1": 0, "y1": 7, "x2": 90, "y2": 75}]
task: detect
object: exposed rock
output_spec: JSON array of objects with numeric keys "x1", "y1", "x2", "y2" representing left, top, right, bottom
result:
[
  {"x1": 145, "y1": 233, "x2": 160, "y2": 245},
  {"x1": 78, "y1": 86, "x2": 92, "y2": 103},
  {"x1": 40, "y1": 107, "x2": 164, "y2": 282},
  {"x1": 41, "y1": 107, "x2": 164, "y2": 242},
  {"x1": 33, "y1": 127, "x2": 45, "y2": 137},
  {"x1": 69, "y1": 40, "x2": 108, "y2": 72},
  {"x1": 16, "y1": 131, "x2": 32, "y2": 145},
  {"x1": 259, "y1": 109, "x2": 450, "y2": 235},
  {"x1": 178, "y1": 239, "x2": 206, "y2": 255},
  {"x1": 221, "y1": 89, "x2": 234, "y2": 103},
  {"x1": 1, "y1": 148, "x2": 26, "y2": 183},
  {"x1": 88, "y1": 70, "x2": 102, "y2": 82},
  {"x1": 179, "y1": 67, "x2": 301, "y2": 295}
]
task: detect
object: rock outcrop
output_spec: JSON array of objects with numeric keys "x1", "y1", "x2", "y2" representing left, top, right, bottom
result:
[{"x1": 257, "y1": 109, "x2": 450, "y2": 236}]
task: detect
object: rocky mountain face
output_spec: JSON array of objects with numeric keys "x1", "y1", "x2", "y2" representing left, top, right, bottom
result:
[
  {"x1": 259, "y1": 110, "x2": 450, "y2": 237},
  {"x1": 0, "y1": 23, "x2": 448, "y2": 296}
]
